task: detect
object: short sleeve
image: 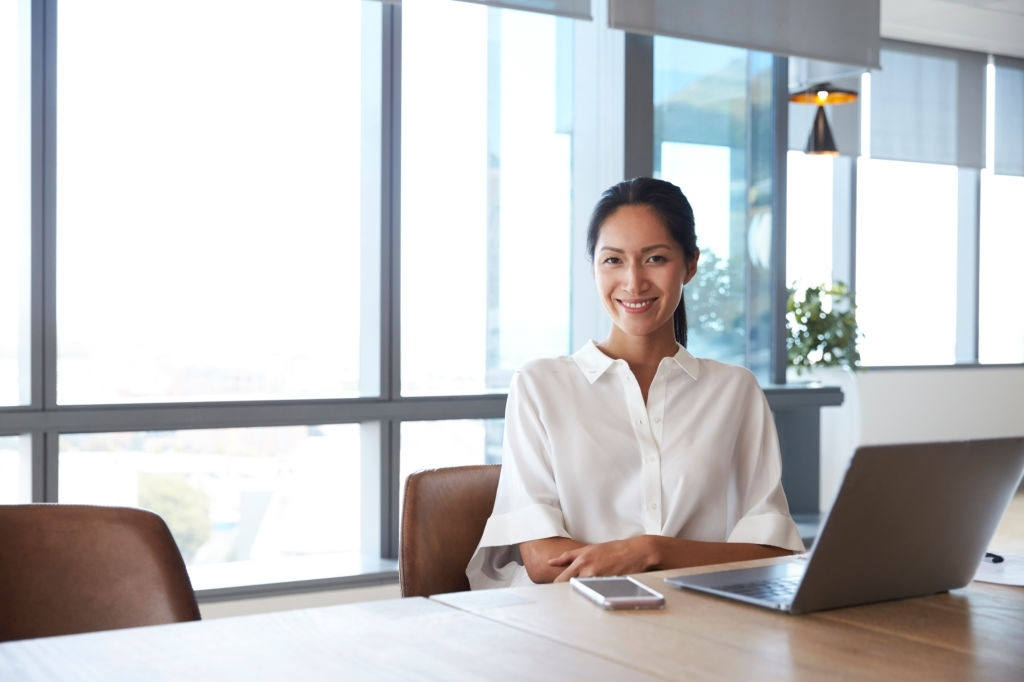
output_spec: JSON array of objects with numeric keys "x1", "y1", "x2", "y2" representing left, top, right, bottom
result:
[
  {"x1": 466, "y1": 368, "x2": 571, "y2": 588},
  {"x1": 727, "y1": 380, "x2": 805, "y2": 553}
]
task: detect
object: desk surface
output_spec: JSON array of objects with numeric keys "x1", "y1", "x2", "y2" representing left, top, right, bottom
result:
[
  {"x1": 433, "y1": 559, "x2": 1024, "y2": 681},
  {"x1": 0, "y1": 596, "x2": 657, "y2": 682},
  {"x1": 2, "y1": 559, "x2": 1022, "y2": 681}
]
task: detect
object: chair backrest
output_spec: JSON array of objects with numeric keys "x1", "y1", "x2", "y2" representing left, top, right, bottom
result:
[
  {"x1": 399, "y1": 464, "x2": 501, "y2": 598},
  {"x1": 0, "y1": 504, "x2": 202, "y2": 642}
]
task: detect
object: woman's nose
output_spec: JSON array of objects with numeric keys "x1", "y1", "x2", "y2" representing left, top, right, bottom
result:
[{"x1": 624, "y1": 264, "x2": 645, "y2": 292}]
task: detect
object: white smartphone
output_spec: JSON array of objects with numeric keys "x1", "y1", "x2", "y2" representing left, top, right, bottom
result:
[{"x1": 570, "y1": 576, "x2": 666, "y2": 610}]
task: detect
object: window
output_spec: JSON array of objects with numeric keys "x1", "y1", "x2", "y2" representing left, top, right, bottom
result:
[
  {"x1": 401, "y1": 0, "x2": 573, "y2": 396},
  {"x1": 653, "y1": 39, "x2": 775, "y2": 377},
  {"x1": 58, "y1": 425, "x2": 372, "y2": 590},
  {"x1": 0, "y1": 435, "x2": 30, "y2": 503},
  {"x1": 0, "y1": 0, "x2": 29, "y2": 407},
  {"x1": 398, "y1": 418, "x2": 503, "y2": 514},
  {"x1": 855, "y1": 158, "x2": 959, "y2": 366},
  {"x1": 56, "y1": 0, "x2": 379, "y2": 404},
  {"x1": 8, "y1": 0, "x2": 870, "y2": 596},
  {"x1": 785, "y1": 152, "x2": 835, "y2": 290},
  {"x1": 855, "y1": 43, "x2": 986, "y2": 366},
  {"x1": 979, "y1": 172, "x2": 1024, "y2": 363},
  {"x1": 980, "y1": 57, "x2": 1024, "y2": 364}
]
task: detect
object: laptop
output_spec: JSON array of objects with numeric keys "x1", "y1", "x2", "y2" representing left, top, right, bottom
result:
[{"x1": 665, "y1": 437, "x2": 1024, "y2": 614}]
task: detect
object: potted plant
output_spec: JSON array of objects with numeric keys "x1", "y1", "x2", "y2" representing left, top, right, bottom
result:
[{"x1": 786, "y1": 281, "x2": 860, "y2": 376}]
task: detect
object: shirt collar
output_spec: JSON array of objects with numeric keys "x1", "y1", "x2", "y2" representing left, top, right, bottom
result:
[{"x1": 572, "y1": 340, "x2": 700, "y2": 384}]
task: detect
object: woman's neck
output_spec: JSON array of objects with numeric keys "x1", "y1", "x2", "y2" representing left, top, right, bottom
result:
[{"x1": 597, "y1": 329, "x2": 679, "y2": 368}]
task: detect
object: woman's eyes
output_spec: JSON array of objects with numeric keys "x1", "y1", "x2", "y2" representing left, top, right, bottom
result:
[{"x1": 601, "y1": 253, "x2": 669, "y2": 265}]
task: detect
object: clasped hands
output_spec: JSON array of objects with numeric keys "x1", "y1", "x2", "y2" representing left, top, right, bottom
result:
[{"x1": 546, "y1": 535, "x2": 661, "y2": 583}]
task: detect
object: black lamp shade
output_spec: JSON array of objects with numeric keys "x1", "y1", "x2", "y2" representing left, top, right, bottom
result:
[
  {"x1": 806, "y1": 105, "x2": 839, "y2": 155},
  {"x1": 789, "y1": 82, "x2": 858, "y2": 106}
]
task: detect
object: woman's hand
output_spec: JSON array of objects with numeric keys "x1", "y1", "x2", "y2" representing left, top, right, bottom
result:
[
  {"x1": 522, "y1": 535, "x2": 793, "y2": 584},
  {"x1": 547, "y1": 536, "x2": 660, "y2": 582}
]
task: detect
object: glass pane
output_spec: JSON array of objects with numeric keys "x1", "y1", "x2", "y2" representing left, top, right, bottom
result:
[
  {"x1": 398, "y1": 419, "x2": 503, "y2": 512},
  {"x1": 0, "y1": 1, "x2": 30, "y2": 407},
  {"x1": 0, "y1": 435, "x2": 31, "y2": 503},
  {"x1": 56, "y1": 1, "x2": 379, "y2": 404},
  {"x1": 979, "y1": 172, "x2": 1024, "y2": 363},
  {"x1": 856, "y1": 158, "x2": 958, "y2": 366},
  {"x1": 654, "y1": 39, "x2": 774, "y2": 377},
  {"x1": 401, "y1": 0, "x2": 573, "y2": 396},
  {"x1": 786, "y1": 151, "x2": 835, "y2": 290},
  {"x1": 59, "y1": 425, "x2": 369, "y2": 590}
]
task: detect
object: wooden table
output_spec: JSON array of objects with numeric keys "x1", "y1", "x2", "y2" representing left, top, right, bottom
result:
[
  {"x1": 2, "y1": 559, "x2": 1021, "y2": 681},
  {"x1": 434, "y1": 559, "x2": 1024, "y2": 681},
  {"x1": 0, "y1": 596, "x2": 658, "y2": 681}
]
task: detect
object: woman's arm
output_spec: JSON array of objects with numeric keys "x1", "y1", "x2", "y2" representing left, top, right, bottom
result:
[
  {"x1": 529, "y1": 535, "x2": 793, "y2": 583},
  {"x1": 519, "y1": 537, "x2": 588, "y2": 583}
]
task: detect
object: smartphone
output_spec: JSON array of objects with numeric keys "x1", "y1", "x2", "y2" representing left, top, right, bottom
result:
[{"x1": 570, "y1": 576, "x2": 666, "y2": 610}]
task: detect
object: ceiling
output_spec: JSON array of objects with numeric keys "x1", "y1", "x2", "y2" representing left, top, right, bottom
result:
[{"x1": 882, "y1": 0, "x2": 1024, "y2": 58}]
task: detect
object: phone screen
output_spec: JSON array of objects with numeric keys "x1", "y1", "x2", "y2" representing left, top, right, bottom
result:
[
  {"x1": 570, "y1": 576, "x2": 666, "y2": 610},
  {"x1": 583, "y1": 578, "x2": 657, "y2": 598}
]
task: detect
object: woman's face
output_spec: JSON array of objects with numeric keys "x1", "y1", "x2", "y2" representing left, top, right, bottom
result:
[{"x1": 593, "y1": 204, "x2": 697, "y2": 343}]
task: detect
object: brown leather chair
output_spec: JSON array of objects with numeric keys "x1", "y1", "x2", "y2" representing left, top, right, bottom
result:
[
  {"x1": 0, "y1": 504, "x2": 202, "y2": 642},
  {"x1": 399, "y1": 464, "x2": 501, "y2": 597}
]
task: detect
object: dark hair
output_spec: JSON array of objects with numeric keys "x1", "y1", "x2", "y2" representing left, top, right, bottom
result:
[{"x1": 586, "y1": 177, "x2": 699, "y2": 346}]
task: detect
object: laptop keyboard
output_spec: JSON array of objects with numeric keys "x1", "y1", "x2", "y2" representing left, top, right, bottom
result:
[{"x1": 719, "y1": 576, "x2": 801, "y2": 602}]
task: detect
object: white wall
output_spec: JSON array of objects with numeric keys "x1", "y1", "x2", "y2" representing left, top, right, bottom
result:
[
  {"x1": 857, "y1": 366, "x2": 1024, "y2": 445},
  {"x1": 818, "y1": 365, "x2": 1024, "y2": 510}
]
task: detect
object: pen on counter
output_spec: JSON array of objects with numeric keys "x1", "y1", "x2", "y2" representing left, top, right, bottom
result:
[{"x1": 983, "y1": 552, "x2": 1004, "y2": 564}]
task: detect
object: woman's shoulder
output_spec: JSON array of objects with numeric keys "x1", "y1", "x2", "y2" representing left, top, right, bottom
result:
[
  {"x1": 690, "y1": 355, "x2": 761, "y2": 389},
  {"x1": 508, "y1": 350, "x2": 594, "y2": 398},
  {"x1": 514, "y1": 354, "x2": 576, "y2": 381}
]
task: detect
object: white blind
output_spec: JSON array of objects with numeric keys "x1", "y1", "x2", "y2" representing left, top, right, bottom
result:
[
  {"x1": 870, "y1": 41, "x2": 986, "y2": 169},
  {"x1": 608, "y1": 0, "x2": 879, "y2": 69},
  {"x1": 367, "y1": 1, "x2": 593, "y2": 19},
  {"x1": 451, "y1": 0, "x2": 592, "y2": 20},
  {"x1": 994, "y1": 57, "x2": 1024, "y2": 177}
]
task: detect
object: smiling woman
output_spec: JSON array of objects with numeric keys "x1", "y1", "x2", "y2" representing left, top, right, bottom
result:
[{"x1": 466, "y1": 178, "x2": 804, "y2": 589}]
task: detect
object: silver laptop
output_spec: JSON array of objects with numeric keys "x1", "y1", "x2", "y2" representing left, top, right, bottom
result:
[{"x1": 665, "y1": 437, "x2": 1024, "y2": 614}]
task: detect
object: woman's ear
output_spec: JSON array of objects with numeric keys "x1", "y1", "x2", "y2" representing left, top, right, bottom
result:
[{"x1": 683, "y1": 249, "x2": 700, "y2": 286}]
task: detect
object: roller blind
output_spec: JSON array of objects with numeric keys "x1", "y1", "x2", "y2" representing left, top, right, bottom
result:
[
  {"x1": 869, "y1": 40, "x2": 986, "y2": 169},
  {"x1": 608, "y1": 0, "x2": 879, "y2": 69},
  {"x1": 993, "y1": 56, "x2": 1024, "y2": 177},
  {"x1": 376, "y1": 0, "x2": 593, "y2": 20}
]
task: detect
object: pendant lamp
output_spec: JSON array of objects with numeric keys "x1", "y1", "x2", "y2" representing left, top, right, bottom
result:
[
  {"x1": 806, "y1": 106, "x2": 838, "y2": 155},
  {"x1": 789, "y1": 82, "x2": 858, "y2": 156}
]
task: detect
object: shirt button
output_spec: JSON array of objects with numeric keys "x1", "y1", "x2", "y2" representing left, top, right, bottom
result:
[
  {"x1": 654, "y1": 417, "x2": 661, "y2": 424},
  {"x1": 649, "y1": 502, "x2": 658, "y2": 511}
]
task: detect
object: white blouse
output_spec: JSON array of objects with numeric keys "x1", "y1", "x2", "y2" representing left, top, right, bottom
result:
[{"x1": 466, "y1": 340, "x2": 805, "y2": 589}]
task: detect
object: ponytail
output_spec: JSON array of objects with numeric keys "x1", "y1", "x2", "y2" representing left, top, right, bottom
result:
[{"x1": 673, "y1": 299, "x2": 688, "y2": 347}]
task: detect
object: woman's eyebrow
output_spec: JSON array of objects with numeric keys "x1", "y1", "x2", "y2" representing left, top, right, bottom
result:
[{"x1": 598, "y1": 244, "x2": 672, "y2": 253}]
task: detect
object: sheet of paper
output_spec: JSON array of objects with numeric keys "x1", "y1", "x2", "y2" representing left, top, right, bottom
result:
[{"x1": 973, "y1": 553, "x2": 1024, "y2": 586}]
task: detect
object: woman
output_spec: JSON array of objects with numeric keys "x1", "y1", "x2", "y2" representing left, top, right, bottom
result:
[{"x1": 467, "y1": 177, "x2": 804, "y2": 589}]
